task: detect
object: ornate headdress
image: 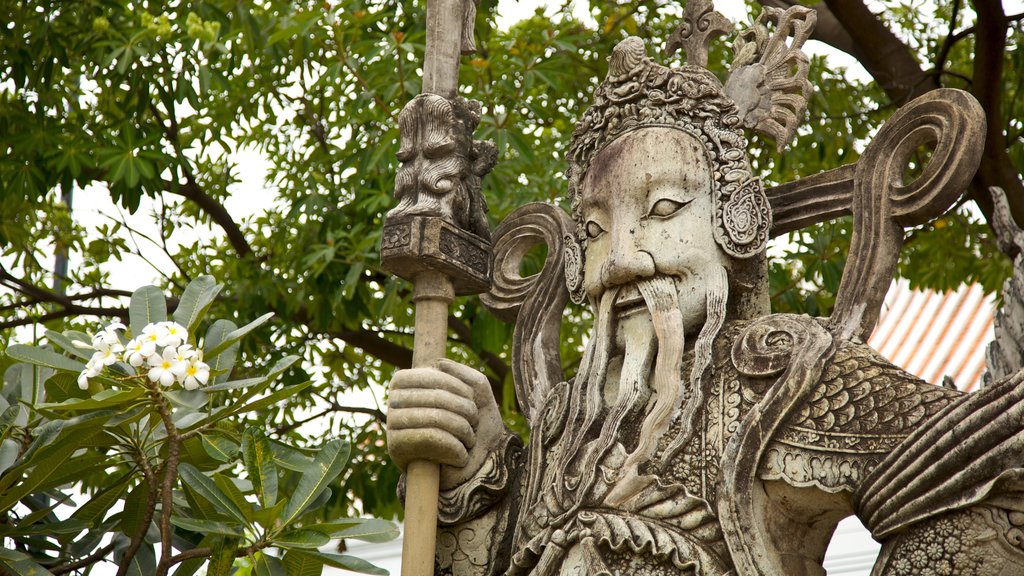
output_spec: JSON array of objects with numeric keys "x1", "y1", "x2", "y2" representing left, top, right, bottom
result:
[{"x1": 564, "y1": 0, "x2": 816, "y2": 304}]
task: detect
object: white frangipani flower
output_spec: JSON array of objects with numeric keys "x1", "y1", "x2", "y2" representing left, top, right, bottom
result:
[
  {"x1": 140, "y1": 323, "x2": 170, "y2": 347},
  {"x1": 180, "y1": 356, "x2": 210, "y2": 391},
  {"x1": 92, "y1": 347, "x2": 119, "y2": 367},
  {"x1": 156, "y1": 321, "x2": 188, "y2": 348},
  {"x1": 124, "y1": 337, "x2": 157, "y2": 367},
  {"x1": 77, "y1": 356, "x2": 103, "y2": 390},
  {"x1": 91, "y1": 322, "x2": 126, "y2": 354},
  {"x1": 148, "y1": 346, "x2": 184, "y2": 387}
]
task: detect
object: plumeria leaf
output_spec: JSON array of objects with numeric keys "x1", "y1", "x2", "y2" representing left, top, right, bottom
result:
[
  {"x1": 204, "y1": 312, "x2": 274, "y2": 359},
  {"x1": 206, "y1": 536, "x2": 239, "y2": 576},
  {"x1": 309, "y1": 518, "x2": 399, "y2": 543},
  {"x1": 173, "y1": 275, "x2": 222, "y2": 333},
  {"x1": 254, "y1": 552, "x2": 287, "y2": 576},
  {"x1": 274, "y1": 528, "x2": 329, "y2": 549},
  {"x1": 268, "y1": 439, "x2": 316, "y2": 472},
  {"x1": 204, "y1": 356, "x2": 296, "y2": 392},
  {"x1": 213, "y1": 474, "x2": 254, "y2": 522},
  {"x1": 170, "y1": 516, "x2": 243, "y2": 537},
  {"x1": 0, "y1": 554, "x2": 49, "y2": 576},
  {"x1": 119, "y1": 480, "x2": 151, "y2": 538},
  {"x1": 129, "y1": 285, "x2": 167, "y2": 335},
  {"x1": 304, "y1": 552, "x2": 388, "y2": 576},
  {"x1": 0, "y1": 435, "x2": 95, "y2": 514},
  {"x1": 43, "y1": 373, "x2": 89, "y2": 403},
  {"x1": 201, "y1": 433, "x2": 239, "y2": 462},
  {"x1": 65, "y1": 475, "x2": 131, "y2": 540},
  {"x1": 281, "y1": 550, "x2": 325, "y2": 576},
  {"x1": 5, "y1": 345, "x2": 85, "y2": 374},
  {"x1": 203, "y1": 319, "x2": 239, "y2": 385},
  {"x1": 0, "y1": 405, "x2": 21, "y2": 442},
  {"x1": 203, "y1": 376, "x2": 265, "y2": 391},
  {"x1": 38, "y1": 388, "x2": 146, "y2": 411},
  {"x1": 242, "y1": 427, "x2": 278, "y2": 507},
  {"x1": 44, "y1": 330, "x2": 93, "y2": 361},
  {"x1": 178, "y1": 464, "x2": 248, "y2": 525},
  {"x1": 280, "y1": 439, "x2": 350, "y2": 525}
]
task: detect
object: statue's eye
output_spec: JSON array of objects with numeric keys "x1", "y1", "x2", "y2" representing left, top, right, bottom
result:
[
  {"x1": 585, "y1": 221, "x2": 605, "y2": 239},
  {"x1": 648, "y1": 198, "x2": 688, "y2": 218}
]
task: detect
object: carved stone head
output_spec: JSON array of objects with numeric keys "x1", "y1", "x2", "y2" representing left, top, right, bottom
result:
[{"x1": 565, "y1": 37, "x2": 773, "y2": 322}]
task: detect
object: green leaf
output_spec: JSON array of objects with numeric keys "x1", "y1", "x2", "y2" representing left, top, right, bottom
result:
[
  {"x1": 173, "y1": 275, "x2": 222, "y2": 332},
  {"x1": 305, "y1": 552, "x2": 388, "y2": 576},
  {"x1": 129, "y1": 285, "x2": 167, "y2": 334},
  {"x1": 0, "y1": 405, "x2": 20, "y2": 442},
  {"x1": 242, "y1": 427, "x2": 278, "y2": 507},
  {"x1": 280, "y1": 439, "x2": 350, "y2": 525},
  {"x1": 213, "y1": 474, "x2": 254, "y2": 522},
  {"x1": 119, "y1": 480, "x2": 151, "y2": 538},
  {"x1": 0, "y1": 446, "x2": 82, "y2": 513},
  {"x1": 5, "y1": 345, "x2": 85, "y2": 373},
  {"x1": 170, "y1": 516, "x2": 243, "y2": 537},
  {"x1": 203, "y1": 319, "x2": 239, "y2": 385},
  {"x1": 274, "y1": 528, "x2": 329, "y2": 549},
  {"x1": 43, "y1": 372, "x2": 89, "y2": 403},
  {"x1": 269, "y1": 440, "x2": 315, "y2": 472},
  {"x1": 282, "y1": 550, "x2": 324, "y2": 576},
  {"x1": 200, "y1": 380, "x2": 311, "y2": 429},
  {"x1": 254, "y1": 552, "x2": 287, "y2": 576},
  {"x1": 39, "y1": 388, "x2": 145, "y2": 411},
  {"x1": 203, "y1": 376, "x2": 265, "y2": 391},
  {"x1": 66, "y1": 475, "x2": 131, "y2": 539},
  {"x1": 44, "y1": 330, "x2": 93, "y2": 361},
  {"x1": 201, "y1": 433, "x2": 239, "y2": 462},
  {"x1": 204, "y1": 312, "x2": 274, "y2": 359},
  {"x1": 178, "y1": 463, "x2": 248, "y2": 525},
  {"x1": 311, "y1": 518, "x2": 399, "y2": 543},
  {"x1": 206, "y1": 536, "x2": 239, "y2": 576},
  {"x1": 0, "y1": 555, "x2": 49, "y2": 576}
]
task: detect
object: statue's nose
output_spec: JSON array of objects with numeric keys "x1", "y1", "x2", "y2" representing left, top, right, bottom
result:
[{"x1": 601, "y1": 228, "x2": 656, "y2": 287}]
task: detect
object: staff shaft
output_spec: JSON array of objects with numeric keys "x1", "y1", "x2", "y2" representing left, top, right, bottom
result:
[{"x1": 401, "y1": 272, "x2": 454, "y2": 576}]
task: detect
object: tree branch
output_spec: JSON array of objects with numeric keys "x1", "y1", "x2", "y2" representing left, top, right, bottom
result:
[
  {"x1": 149, "y1": 96, "x2": 254, "y2": 259},
  {"x1": 50, "y1": 543, "x2": 116, "y2": 575},
  {"x1": 164, "y1": 179, "x2": 253, "y2": 258}
]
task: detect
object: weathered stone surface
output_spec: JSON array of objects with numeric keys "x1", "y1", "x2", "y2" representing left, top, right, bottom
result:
[{"x1": 384, "y1": 1, "x2": 1024, "y2": 574}]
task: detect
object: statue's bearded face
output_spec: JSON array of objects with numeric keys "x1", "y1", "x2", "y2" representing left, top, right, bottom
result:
[
  {"x1": 579, "y1": 127, "x2": 730, "y2": 340},
  {"x1": 557, "y1": 128, "x2": 734, "y2": 500}
]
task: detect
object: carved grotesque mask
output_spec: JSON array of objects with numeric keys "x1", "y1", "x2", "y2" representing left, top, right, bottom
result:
[{"x1": 580, "y1": 127, "x2": 731, "y2": 339}]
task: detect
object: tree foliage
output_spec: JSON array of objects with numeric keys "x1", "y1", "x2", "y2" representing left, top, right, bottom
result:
[
  {"x1": 0, "y1": 0, "x2": 1022, "y2": 543},
  {"x1": 1, "y1": 277, "x2": 398, "y2": 574}
]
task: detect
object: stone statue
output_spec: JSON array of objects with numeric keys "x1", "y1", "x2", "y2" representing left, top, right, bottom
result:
[{"x1": 384, "y1": 1, "x2": 1024, "y2": 574}]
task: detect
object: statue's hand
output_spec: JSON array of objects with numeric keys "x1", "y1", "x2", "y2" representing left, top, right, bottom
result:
[{"x1": 387, "y1": 359, "x2": 506, "y2": 490}]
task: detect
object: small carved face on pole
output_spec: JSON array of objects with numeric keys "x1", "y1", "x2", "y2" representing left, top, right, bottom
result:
[{"x1": 580, "y1": 127, "x2": 731, "y2": 339}]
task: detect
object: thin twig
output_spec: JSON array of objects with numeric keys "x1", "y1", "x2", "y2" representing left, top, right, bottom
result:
[{"x1": 50, "y1": 543, "x2": 116, "y2": 575}]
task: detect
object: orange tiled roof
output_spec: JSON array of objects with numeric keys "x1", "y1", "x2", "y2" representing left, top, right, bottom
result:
[{"x1": 868, "y1": 280, "x2": 994, "y2": 391}]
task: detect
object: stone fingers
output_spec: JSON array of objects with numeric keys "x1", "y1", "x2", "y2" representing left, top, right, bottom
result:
[
  {"x1": 437, "y1": 359, "x2": 492, "y2": 407},
  {"x1": 388, "y1": 388, "x2": 479, "y2": 428},
  {"x1": 387, "y1": 428, "x2": 469, "y2": 470},
  {"x1": 387, "y1": 406, "x2": 476, "y2": 450}
]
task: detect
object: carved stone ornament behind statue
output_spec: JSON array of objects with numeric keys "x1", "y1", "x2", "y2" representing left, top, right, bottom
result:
[{"x1": 383, "y1": 1, "x2": 1024, "y2": 575}]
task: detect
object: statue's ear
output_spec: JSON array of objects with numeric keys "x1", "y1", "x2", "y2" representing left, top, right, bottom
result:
[
  {"x1": 564, "y1": 236, "x2": 587, "y2": 305},
  {"x1": 714, "y1": 178, "x2": 772, "y2": 259},
  {"x1": 724, "y1": 5, "x2": 816, "y2": 153}
]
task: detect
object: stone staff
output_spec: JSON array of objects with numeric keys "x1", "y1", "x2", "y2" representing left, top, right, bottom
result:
[{"x1": 379, "y1": 1, "x2": 495, "y2": 575}]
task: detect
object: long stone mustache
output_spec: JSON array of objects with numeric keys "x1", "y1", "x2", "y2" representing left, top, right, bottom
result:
[
  {"x1": 555, "y1": 266, "x2": 729, "y2": 508},
  {"x1": 660, "y1": 263, "x2": 728, "y2": 467}
]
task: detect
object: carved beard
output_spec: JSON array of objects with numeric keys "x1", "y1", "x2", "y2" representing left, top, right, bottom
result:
[{"x1": 556, "y1": 266, "x2": 729, "y2": 511}]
